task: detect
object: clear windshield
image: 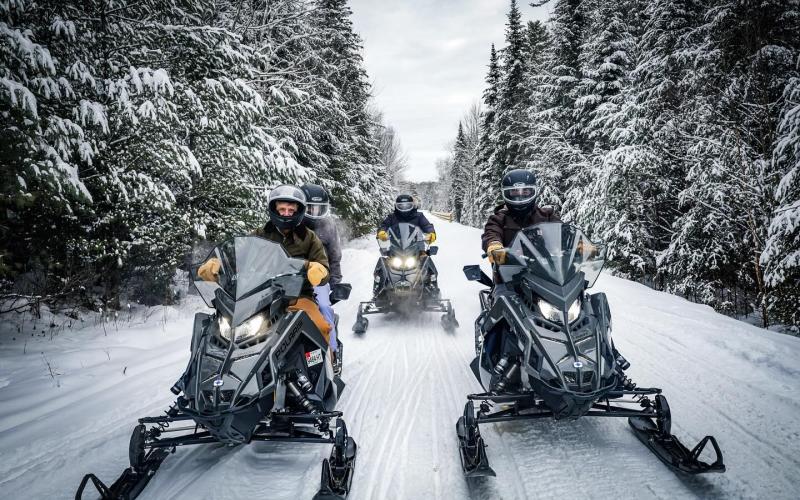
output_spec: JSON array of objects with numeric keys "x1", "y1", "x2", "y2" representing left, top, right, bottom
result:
[
  {"x1": 507, "y1": 223, "x2": 606, "y2": 287},
  {"x1": 379, "y1": 222, "x2": 426, "y2": 252},
  {"x1": 193, "y1": 236, "x2": 306, "y2": 320}
]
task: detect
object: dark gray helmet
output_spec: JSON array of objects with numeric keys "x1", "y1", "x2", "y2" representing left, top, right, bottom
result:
[
  {"x1": 268, "y1": 184, "x2": 306, "y2": 230},
  {"x1": 300, "y1": 183, "x2": 331, "y2": 220},
  {"x1": 501, "y1": 169, "x2": 537, "y2": 216},
  {"x1": 395, "y1": 194, "x2": 415, "y2": 213}
]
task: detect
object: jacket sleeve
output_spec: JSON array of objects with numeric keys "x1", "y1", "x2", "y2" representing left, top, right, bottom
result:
[
  {"x1": 326, "y1": 223, "x2": 343, "y2": 286},
  {"x1": 379, "y1": 214, "x2": 392, "y2": 231},
  {"x1": 418, "y1": 213, "x2": 435, "y2": 234},
  {"x1": 307, "y1": 231, "x2": 330, "y2": 286},
  {"x1": 481, "y1": 212, "x2": 505, "y2": 252}
]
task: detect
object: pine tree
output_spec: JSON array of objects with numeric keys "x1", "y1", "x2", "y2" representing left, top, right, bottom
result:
[
  {"x1": 449, "y1": 123, "x2": 469, "y2": 222},
  {"x1": 311, "y1": 0, "x2": 392, "y2": 235},
  {"x1": 762, "y1": 62, "x2": 800, "y2": 327},
  {"x1": 475, "y1": 44, "x2": 503, "y2": 219}
]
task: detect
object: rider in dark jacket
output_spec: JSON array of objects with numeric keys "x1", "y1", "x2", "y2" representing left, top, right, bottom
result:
[
  {"x1": 481, "y1": 169, "x2": 560, "y2": 266},
  {"x1": 300, "y1": 184, "x2": 342, "y2": 367},
  {"x1": 378, "y1": 194, "x2": 436, "y2": 243}
]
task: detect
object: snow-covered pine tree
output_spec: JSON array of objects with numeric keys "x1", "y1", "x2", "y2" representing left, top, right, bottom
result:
[
  {"x1": 660, "y1": 0, "x2": 799, "y2": 322},
  {"x1": 310, "y1": 0, "x2": 391, "y2": 235},
  {"x1": 475, "y1": 44, "x2": 502, "y2": 221},
  {"x1": 572, "y1": 0, "x2": 662, "y2": 279},
  {"x1": 459, "y1": 102, "x2": 483, "y2": 227},
  {"x1": 532, "y1": 0, "x2": 588, "y2": 221},
  {"x1": 762, "y1": 60, "x2": 800, "y2": 327},
  {"x1": 521, "y1": 20, "x2": 562, "y2": 208},
  {"x1": 449, "y1": 123, "x2": 469, "y2": 222}
]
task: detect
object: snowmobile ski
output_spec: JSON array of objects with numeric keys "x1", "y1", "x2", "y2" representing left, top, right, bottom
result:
[
  {"x1": 629, "y1": 396, "x2": 725, "y2": 474},
  {"x1": 456, "y1": 401, "x2": 496, "y2": 477},
  {"x1": 75, "y1": 447, "x2": 170, "y2": 500},
  {"x1": 313, "y1": 420, "x2": 357, "y2": 500}
]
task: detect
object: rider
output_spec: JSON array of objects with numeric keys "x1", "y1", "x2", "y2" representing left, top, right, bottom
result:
[
  {"x1": 198, "y1": 184, "x2": 333, "y2": 343},
  {"x1": 301, "y1": 183, "x2": 342, "y2": 362},
  {"x1": 377, "y1": 194, "x2": 436, "y2": 244},
  {"x1": 481, "y1": 169, "x2": 560, "y2": 269}
]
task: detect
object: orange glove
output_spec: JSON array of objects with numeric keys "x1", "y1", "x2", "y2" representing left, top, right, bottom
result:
[
  {"x1": 486, "y1": 241, "x2": 506, "y2": 265},
  {"x1": 425, "y1": 232, "x2": 436, "y2": 244},
  {"x1": 198, "y1": 258, "x2": 221, "y2": 282},
  {"x1": 307, "y1": 261, "x2": 328, "y2": 286},
  {"x1": 377, "y1": 230, "x2": 389, "y2": 241}
]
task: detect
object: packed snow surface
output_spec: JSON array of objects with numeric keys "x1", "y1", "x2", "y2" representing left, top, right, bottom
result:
[{"x1": 1, "y1": 216, "x2": 799, "y2": 499}]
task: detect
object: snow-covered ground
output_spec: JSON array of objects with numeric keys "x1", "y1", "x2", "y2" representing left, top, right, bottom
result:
[{"x1": 1, "y1": 217, "x2": 799, "y2": 499}]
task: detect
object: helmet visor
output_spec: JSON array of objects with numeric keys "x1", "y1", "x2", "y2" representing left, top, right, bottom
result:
[
  {"x1": 502, "y1": 185, "x2": 537, "y2": 205},
  {"x1": 306, "y1": 203, "x2": 330, "y2": 219},
  {"x1": 395, "y1": 201, "x2": 415, "y2": 212}
]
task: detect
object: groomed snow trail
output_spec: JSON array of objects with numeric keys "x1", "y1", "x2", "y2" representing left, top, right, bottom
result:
[{"x1": 1, "y1": 216, "x2": 799, "y2": 499}]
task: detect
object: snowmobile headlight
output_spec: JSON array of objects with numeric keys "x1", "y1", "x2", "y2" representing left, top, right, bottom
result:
[
  {"x1": 537, "y1": 298, "x2": 582, "y2": 324},
  {"x1": 567, "y1": 298, "x2": 581, "y2": 323},
  {"x1": 537, "y1": 299, "x2": 562, "y2": 323},
  {"x1": 236, "y1": 313, "x2": 267, "y2": 341},
  {"x1": 218, "y1": 313, "x2": 268, "y2": 342},
  {"x1": 404, "y1": 256, "x2": 417, "y2": 269},
  {"x1": 390, "y1": 256, "x2": 403, "y2": 269},
  {"x1": 218, "y1": 315, "x2": 233, "y2": 340}
]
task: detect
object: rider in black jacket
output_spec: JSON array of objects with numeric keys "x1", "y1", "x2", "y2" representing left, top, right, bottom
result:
[{"x1": 378, "y1": 194, "x2": 436, "y2": 244}]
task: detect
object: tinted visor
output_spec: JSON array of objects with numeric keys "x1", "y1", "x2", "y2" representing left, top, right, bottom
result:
[
  {"x1": 395, "y1": 201, "x2": 415, "y2": 212},
  {"x1": 502, "y1": 185, "x2": 537, "y2": 205},
  {"x1": 306, "y1": 203, "x2": 330, "y2": 219}
]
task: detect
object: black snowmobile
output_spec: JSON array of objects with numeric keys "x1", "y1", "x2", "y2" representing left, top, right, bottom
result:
[
  {"x1": 76, "y1": 236, "x2": 357, "y2": 500},
  {"x1": 456, "y1": 222, "x2": 725, "y2": 477},
  {"x1": 352, "y1": 222, "x2": 457, "y2": 333}
]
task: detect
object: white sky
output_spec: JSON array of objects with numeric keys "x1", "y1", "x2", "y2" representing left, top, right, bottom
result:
[{"x1": 349, "y1": 0, "x2": 552, "y2": 182}]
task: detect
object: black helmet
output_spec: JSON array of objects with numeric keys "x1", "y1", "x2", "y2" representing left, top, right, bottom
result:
[
  {"x1": 395, "y1": 194, "x2": 416, "y2": 213},
  {"x1": 501, "y1": 169, "x2": 537, "y2": 217},
  {"x1": 268, "y1": 184, "x2": 306, "y2": 231},
  {"x1": 300, "y1": 183, "x2": 331, "y2": 220}
]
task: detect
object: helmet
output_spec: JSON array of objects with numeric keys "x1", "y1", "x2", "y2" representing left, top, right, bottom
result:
[
  {"x1": 300, "y1": 183, "x2": 331, "y2": 220},
  {"x1": 395, "y1": 194, "x2": 416, "y2": 213},
  {"x1": 268, "y1": 184, "x2": 306, "y2": 231},
  {"x1": 501, "y1": 169, "x2": 537, "y2": 217}
]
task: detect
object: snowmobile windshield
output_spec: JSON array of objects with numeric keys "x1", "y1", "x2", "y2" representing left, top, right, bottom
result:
[
  {"x1": 382, "y1": 222, "x2": 426, "y2": 252},
  {"x1": 507, "y1": 223, "x2": 606, "y2": 287},
  {"x1": 193, "y1": 236, "x2": 306, "y2": 325}
]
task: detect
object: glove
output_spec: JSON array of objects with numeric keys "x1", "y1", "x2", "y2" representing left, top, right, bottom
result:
[
  {"x1": 198, "y1": 258, "x2": 221, "y2": 282},
  {"x1": 486, "y1": 241, "x2": 506, "y2": 265},
  {"x1": 307, "y1": 261, "x2": 329, "y2": 287},
  {"x1": 425, "y1": 232, "x2": 436, "y2": 244},
  {"x1": 377, "y1": 230, "x2": 389, "y2": 241}
]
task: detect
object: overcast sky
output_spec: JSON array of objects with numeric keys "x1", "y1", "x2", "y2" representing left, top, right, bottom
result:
[{"x1": 349, "y1": 0, "x2": 552, "y2": 182}]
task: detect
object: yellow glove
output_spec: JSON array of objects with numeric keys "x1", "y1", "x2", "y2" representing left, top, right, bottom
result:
[
  {"x1": 307, "y1": 261, "x2": 328, "y2": 287},
  {"x1": 198, "y1": 258, "x2": 221, "y2": 282},
  {"x1": 425, "y1": 232, "x2": 436, "y2": 244},
  {"x1": 486, "y1": 241, "x2": 506, "y2": 265},
  {"x1": 377, "y1": 230, "x2": 388, "y2": 241}
]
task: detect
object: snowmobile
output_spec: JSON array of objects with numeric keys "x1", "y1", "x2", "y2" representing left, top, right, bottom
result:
[
  {"x1": 76, "y1": 236, "x2": 357, "y2": 500},
  {"x1": 352, "y1": 222, "x2": 457, "y2": 333},
  {"x1": 456, "y1": 222, "x2": 725, "y2": 478}
]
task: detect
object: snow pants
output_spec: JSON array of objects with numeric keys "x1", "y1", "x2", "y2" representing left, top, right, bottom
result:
[
  {"x1": 288, "y1": 297, "x2": 331, "y2": 344},
  {"x1": 314, "y1": 284, "x2": 337, "y2": 352}
]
